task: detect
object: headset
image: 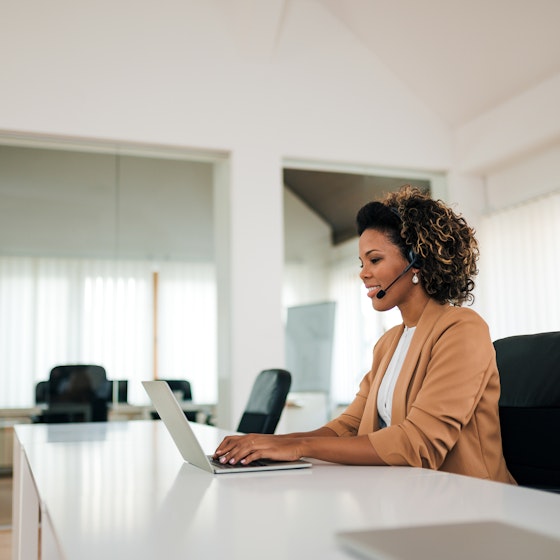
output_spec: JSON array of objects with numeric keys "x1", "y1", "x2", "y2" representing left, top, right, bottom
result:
[
  {"x1": 376, "y1": 247, "x2": 422, "y2": 300},
  {"x1": 407, "y1": 248, "x2": 421, "y2": 268}
]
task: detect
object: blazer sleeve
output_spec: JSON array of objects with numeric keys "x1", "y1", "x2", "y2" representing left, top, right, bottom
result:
[
  {"x1": 324, "y1": 326, "x2": 400, "y2": 437},
  {"x1": 325, "y1": 326, "x2": 402, "y2": 437},
  {"x1": 370, "y1": 309, "x2": 496, "y2": 469}
]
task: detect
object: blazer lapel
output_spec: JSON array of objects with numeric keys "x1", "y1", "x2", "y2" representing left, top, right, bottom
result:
[
  {"x1": 359, "y1": 325, "x2": 403, "y2": 435},
  {"x1": 391, "y1": 300, "x2": 447, "y2": 423}
]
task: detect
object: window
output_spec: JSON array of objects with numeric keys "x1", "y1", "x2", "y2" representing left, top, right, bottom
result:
[
  {"x1": 0, "y1": 256, "x2": 217, "y2": 407},
  {"x1": 477, "y1": 191, "x2": 560, "y2": 340}
]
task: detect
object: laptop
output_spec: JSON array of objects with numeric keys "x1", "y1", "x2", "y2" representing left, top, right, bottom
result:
[
  {"x1": 142, "y1": 380, "x2": 312, "y2": 474},
  {"x1": 336, "y1": 520, "x2": 560, "y2": 560}
]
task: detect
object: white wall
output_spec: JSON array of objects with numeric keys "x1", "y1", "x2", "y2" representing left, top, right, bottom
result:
[
  {"x1": 452, "y1": 72, "x2": 560, "y2": 219},
  {"x1": 284, "y1": 187, "x2": 332, "y2": 266},
  {"x1": 283, "y1": 187, "x2": 332, "y2": 307},
  {"x1": 485, "y1": 143, "x2": 560, "y2": 211},
  {"x1": 454, "y1": 73, "x2": 560, "y2": 176},
  {"x1": 0, "y1": 146, "x2": 214, "y2": 260},
  {"x1": 0, "y1": 0, "x2": 455, "y2": 427}
]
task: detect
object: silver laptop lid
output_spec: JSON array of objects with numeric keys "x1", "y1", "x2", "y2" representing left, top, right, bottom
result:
[
  {"x1": 143, "y1": 380, "x2": 312, "y2": 474},
  {"x1": 143, "y1": 380, "x2": 214, "y2": 473}
]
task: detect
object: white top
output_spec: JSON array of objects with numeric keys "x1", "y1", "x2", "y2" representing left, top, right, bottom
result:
[{"x1": 377, "y1": 325, "x2": 416, "y2": 426}]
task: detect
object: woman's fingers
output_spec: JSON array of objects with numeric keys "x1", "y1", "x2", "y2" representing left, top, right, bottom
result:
[
  {"x1": 214, "y1": 434, "x2": 271, "y2": 465},
  {"x1": 224, "y1": 437, "x2": 260, "y2": 464},
  {"x1": 213, "y1": 435, "x2": 239, "y2": 459},
  {"x1": 214, "y1": 434, "x2": 256, "y2": 461},
  {"x1": 214, "y1": 434, "x2": 304, "y2": 465}
]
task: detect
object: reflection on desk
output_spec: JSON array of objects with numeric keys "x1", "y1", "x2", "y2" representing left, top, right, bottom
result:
[
  {"x1": 0, "y1": 402, "x2": 214, "y2": 423},
  {"x1": 108, "y1": 402, "x2": 214, "y2": 423},
  {"x1": 12, "y1": 421, "x2": 560, "y2": 560}
]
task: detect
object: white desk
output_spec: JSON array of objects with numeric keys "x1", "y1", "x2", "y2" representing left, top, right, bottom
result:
[{"x1": 12, "y1": 421, "x2": 560, "y2": 560}]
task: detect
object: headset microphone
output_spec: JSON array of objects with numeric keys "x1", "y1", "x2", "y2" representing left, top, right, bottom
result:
[{"x1": 376, "y1": 257, "x2": 417, "y2": 300}]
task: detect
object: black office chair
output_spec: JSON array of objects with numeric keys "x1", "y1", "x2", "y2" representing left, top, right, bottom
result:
[
  {"x1": 160, "y1": 379, "x2": 193, "y2": 401},
  {"x1": 150, "y1": 379, "x2": 197, "y2": 422},
  {"x1": 494, "y1": 332, "x2": 560, "y2": 492},
  {"x1": 237, "y1": 369, "x2": 292, "y2": 434},
  {"x1": 36, "y1": 379, "x2": 128, "y2": 404},
  {"x1": 35, "y1": 364, "x2": 110, "y2": 423},
  {"x1": 35, "y1": 380, "x2": 50, "y2": 404}
]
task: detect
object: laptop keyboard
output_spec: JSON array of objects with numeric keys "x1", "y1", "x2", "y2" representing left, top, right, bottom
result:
[{"x1": 209, "y1": 456, "x2": 268, "y2": 468}]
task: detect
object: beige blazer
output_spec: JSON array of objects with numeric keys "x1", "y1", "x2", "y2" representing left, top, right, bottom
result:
[{"x1": 326, "y1": 299, "x2": 515, "y2": 483}]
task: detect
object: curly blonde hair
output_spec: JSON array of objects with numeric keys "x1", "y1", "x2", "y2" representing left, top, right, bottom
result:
[{"x1": 356, "y1": 185, "x2": 479, "y2": 305}]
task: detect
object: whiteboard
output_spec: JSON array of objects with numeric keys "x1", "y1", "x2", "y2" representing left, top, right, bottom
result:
[{"x1": 285, "y1": 302, "x2": 336, "y2": 393}]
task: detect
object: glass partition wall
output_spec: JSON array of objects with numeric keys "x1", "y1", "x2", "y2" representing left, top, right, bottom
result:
[{"x1": 0, "y1": 143, "x2": 217, "y2": 407}]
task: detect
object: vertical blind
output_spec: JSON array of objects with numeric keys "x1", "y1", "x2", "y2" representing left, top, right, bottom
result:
[
  {"x1": 478, "y1": 190, "x2": 560, "y2": 341},
  {"x1": 327, "y1": 260, "x2": 402, "y2": 404},
  {"x1": 0, "y1": 256, "x2": 216, "y2": 407}
]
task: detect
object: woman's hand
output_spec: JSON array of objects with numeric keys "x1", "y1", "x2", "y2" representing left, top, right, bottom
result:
[{"x1": 213, "y1": 434, "x2": 305, "y2": 465}]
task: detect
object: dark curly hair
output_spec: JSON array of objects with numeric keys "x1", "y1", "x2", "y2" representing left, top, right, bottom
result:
[{"x1": 356, "y1": 185, "x2": 479, "y2": 305}]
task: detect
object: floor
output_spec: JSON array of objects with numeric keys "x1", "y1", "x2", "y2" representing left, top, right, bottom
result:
[{"x1": 0, "y1": 475, "x2": 12, "y2": 559}]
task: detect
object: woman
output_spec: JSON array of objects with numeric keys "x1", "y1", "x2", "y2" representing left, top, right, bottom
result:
[{"x1": 214, "y1": 185, "x2": 515, "y2": 483}]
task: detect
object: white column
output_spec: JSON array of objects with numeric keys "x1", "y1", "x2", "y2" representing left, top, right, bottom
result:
[{"x1": 213, "y1": 148, "x2": 284, "y2": 429}]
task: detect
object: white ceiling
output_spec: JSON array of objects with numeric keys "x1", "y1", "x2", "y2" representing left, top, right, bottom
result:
[
  {"x1": 323, "y1": 0, "x2": 560, "y2": 126},
  {"x1": 255, "y1": 0, "x2": 560, "y2": 127}
]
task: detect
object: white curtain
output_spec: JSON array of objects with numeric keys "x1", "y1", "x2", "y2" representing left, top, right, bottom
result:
[
  {"x1": 328, "y1": 260, "x2": 401, "y2": 404},
  {"x1": 157, "y1": 262, "x2": 217, "y2": 404},
  {"x1": 328, "y1": 262, "x2": 375, "y2": 404},
  {"x1": 0, "y1": 256, "x2": 216, "y2": 407},
  {"x1": 478, "y1": 191, "x2": 560, "y2": 341},
  {"x1": 0, "y1": 257, "x2": 36, "y2": 406}
]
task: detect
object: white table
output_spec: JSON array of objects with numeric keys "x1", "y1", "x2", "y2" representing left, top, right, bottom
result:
[{"x1": 12, "y1": 420, "x2": 560, "y2": 560}]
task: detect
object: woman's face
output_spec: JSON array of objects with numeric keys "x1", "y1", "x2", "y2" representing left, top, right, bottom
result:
[{"x1": 358, "y1": 228, "x2": 415, "y2": 311}]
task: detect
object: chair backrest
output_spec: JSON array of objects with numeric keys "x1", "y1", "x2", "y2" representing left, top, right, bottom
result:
[
  {"x1": 237, "y1": 369, "x2": 292, "y2": 434},
  {"x1": 35, "y1": 380, "x2": 50, "y2": 404},
  {"x1": 47, "y1": 364, "x2": 109, "y2": 422},
  {"x1": 159, "y1": 379, "x2": 193, "y2": 401},
  {"x1": 149, "y1": 379, "x2": 196, "y2": 421},
  {"x1": 494, "y1": 332, "x2": 560, "y2": 491}
]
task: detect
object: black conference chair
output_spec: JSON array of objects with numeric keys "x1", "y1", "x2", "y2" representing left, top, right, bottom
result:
[
  {"x1": 494, "y1": 332, "x2": 560, "y2": 492},
  {"x1": 35, "y1": 379, "x2": 128, "y2": 404},
  {"x1": 35, "y1": 364, "x2": 110, "y2": 423},
  {"x1": 161, "y1": 379, "x2": 193, "y2": 401},
  {"x1": 150, "y1": 379, "x2": 197, "y2": 422},
  {"x1": 237, "y1": 369, "x2": 292, "y2": 434},
  {"x1": 35, "y1": 380, "x2": 50, "y2": 404}
]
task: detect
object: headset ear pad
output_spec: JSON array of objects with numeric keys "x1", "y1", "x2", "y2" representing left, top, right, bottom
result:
[{"x1": 408, "y1": 249, "x2": 422, "y2": 268}]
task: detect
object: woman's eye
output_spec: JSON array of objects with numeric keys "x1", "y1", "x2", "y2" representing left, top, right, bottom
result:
[{"x1": 370, "y1": 258, "x2": 380, "y2": 264}]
